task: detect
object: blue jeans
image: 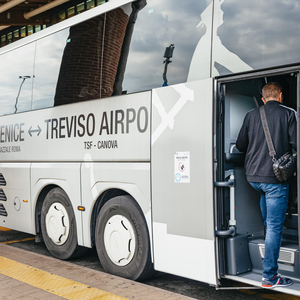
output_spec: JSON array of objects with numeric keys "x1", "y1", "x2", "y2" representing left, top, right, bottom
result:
[{"x1": 249, "y1": 182, "x2": 289, "y2": 279}]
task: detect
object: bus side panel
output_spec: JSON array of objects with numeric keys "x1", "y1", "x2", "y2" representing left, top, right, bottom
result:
[
  {"x1": 0, "y1": 91, "x2": 151, "y2": 162},
  {"x1": 31, "y1": 163, "x2": 83, "y2": 245},
  {"x1": 0, "y1": 163, "x2": 32, "y2": 233},
  {"x1": 151, "y1": 80, "x2": 216, "y2": 284}
]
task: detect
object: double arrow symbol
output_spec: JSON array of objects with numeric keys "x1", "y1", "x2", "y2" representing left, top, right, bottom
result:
[{"x1": 28, "y1": 126, "x2": 42, "y2": 137}]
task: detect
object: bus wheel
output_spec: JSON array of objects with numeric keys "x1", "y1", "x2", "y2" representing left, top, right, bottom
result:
[
  {"x1": 95, "y1": 195, "x2": 153, "y2": 281},
  {"x1": 41, "y1": 187, "x2": 85, "y2": 260}
]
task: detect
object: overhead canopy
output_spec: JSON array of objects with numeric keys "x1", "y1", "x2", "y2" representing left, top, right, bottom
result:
[{"x1": 0, "y1": 0, "x2": 71, "y2": 30}]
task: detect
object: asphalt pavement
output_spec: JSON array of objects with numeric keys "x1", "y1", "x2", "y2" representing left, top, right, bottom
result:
[{"x1": 0, "y1": 228, "x2": 297, "y2": 300}]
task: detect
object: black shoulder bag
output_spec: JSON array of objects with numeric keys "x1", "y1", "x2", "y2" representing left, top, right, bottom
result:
[{"x1": 259, "y1": 106, "x2": 296, "y2": 182}]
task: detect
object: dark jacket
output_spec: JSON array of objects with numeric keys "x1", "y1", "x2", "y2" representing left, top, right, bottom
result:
[{"x1": 236, "y1": 101, "x2": 297, "y2": 183}]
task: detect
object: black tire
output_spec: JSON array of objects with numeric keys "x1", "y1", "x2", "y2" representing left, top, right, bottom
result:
[
  {"x1": 41, "y1": 187, "x2": 86, "y2": 260},
  {"x1": 95, "y1": 195, "x2": 154, "y2": 281}
]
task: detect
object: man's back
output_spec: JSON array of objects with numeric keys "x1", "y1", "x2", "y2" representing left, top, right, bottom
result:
[{"x1": 236, "y1": 100, "x2": 296, "y2": 183}]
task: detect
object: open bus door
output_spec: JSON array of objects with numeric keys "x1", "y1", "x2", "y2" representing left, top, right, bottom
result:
[
  {"x1": 151, "y1": 79, "x2": 217, "y2": 285},
  {"x1": 215, "y1": 66, "x2": 300, "y2": 296}
]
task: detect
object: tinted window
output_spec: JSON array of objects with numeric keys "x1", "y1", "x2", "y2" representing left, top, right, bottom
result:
[
  {"x1": 32, "y1": 29, "x2": 69, "y2": 109},
  {"x1": 53, "y1": 6, "x2": 129, "y2": 105},
  {"x1": 122, "y1": 0, "x2": 212, "y2": 93},
  {"x1": 212, "y1": 0, "x2": 300, "y2": 76},
  {"x1": 0, "y1": 43, "x2": 35, "y2": 115}
]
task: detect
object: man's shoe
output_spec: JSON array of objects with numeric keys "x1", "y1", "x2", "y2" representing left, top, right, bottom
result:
[{"x1": 262, "y1": 274, "x2": 293, "y2": 289}]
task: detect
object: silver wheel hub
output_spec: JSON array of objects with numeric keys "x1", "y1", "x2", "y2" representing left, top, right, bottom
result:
[
  {"x1": 45, "y1": 202, "x2": 70, "y2": 245},
  {"x1": 104, "y1": 215, "x2": 136, "y2": 266}
]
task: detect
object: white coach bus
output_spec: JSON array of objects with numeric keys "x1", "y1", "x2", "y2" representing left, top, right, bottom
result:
[{"x1": 0, "y1": 0, "x2": 300, "y2": 295}]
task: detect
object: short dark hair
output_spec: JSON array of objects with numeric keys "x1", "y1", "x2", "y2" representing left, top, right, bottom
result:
[{"x1": 262, "y1": 82, "x2": 282, "y2": 100}]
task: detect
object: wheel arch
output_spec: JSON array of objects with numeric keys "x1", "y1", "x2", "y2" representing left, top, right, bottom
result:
[{"x1": 34, "y1": 184, "x2": 59, "y2": 241}]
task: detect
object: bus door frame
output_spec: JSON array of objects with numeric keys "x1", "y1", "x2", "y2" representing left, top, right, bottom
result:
[{"x1": 214, "y1": 64, "x2": 300, "y2": 279}]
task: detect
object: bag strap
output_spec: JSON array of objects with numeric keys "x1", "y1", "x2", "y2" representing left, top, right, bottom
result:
[{"x1": 259, "y1": 106, "x2": 276, "y2": 162}]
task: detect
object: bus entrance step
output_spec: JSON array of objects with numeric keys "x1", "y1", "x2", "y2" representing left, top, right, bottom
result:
[{"x1": 248, "y1": 238, "x2": 300, "y2": 278}]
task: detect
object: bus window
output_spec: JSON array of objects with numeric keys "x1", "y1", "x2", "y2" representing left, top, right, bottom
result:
[
  {"x1": 101, "y1": 5, "x2": 131, "y2": 98},
  {"x1": 53, "y1": 5, "x2": 130, "y2": 105},
  {"x1": 212, "y1": 0, "x2": 300, "y2": 77},
  {"x1": 0, "y1": 43, "x2": 35, "y2": 115},
  {"x1": 32, "y1": 29, "x2": 69, "y2": 110},
  {"x1": 53, "y1": 15, "x2": 106, "y2": 105},
  {"x1": 122, "y1": 0, "x2": 211, "y2": 94}
]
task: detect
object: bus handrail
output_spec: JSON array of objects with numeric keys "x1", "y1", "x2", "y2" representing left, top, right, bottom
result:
[
  {"x1": 214, "y1": 172, "x2": 236, "y2": 238},
  {"x1": 215, "y1": 226, "x2": 236, "y2": 238},
  {"x1": 214, "y1": 181, "x2": 234, "y2": 187}
]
